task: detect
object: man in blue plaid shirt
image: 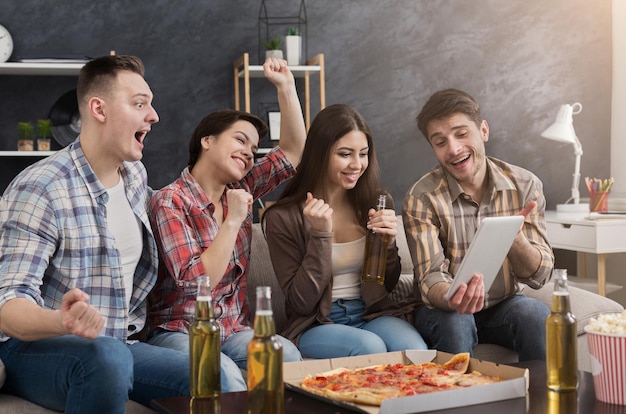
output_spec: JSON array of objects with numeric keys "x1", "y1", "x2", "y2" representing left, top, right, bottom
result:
[{"x1": 0, "y1": 55, "x2": 189, "y2": 413}]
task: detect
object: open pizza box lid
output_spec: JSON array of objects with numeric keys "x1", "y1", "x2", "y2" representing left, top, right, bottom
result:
[{"x1": 283, "y1": 349, "x2": 529, "y2": 414}]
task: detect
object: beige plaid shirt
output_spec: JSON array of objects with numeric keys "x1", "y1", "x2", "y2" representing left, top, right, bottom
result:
[{"x1": 402, "y1": 157, "x2": 554, "y2": 309}]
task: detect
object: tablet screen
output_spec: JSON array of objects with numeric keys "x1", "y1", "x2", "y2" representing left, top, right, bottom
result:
[{"x1": 445, "y1": 215, "x2": 524, "y2": 301}]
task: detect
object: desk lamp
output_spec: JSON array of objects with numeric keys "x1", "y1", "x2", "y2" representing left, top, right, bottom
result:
[{"x1": 540, "y1": 102, "x2": 589, "y2": 213}]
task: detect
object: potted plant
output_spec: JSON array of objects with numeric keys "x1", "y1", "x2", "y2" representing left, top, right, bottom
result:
[
  {"x1": 17, "y1": 121, "x2": 34, "y2": 151},
  {"x1": 261, "y1": 37, "x2": 283, "y2": 60},
  {"x1": 285, "y1": 27, "x2": 301, "y2": 65},
  {"x1": 36, "y1": 118, "x2": 53, "y2": 151}
]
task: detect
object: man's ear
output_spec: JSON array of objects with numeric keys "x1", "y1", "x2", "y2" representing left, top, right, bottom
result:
[
  {"x1": 481, "y1": 120, "x2": 489, "y2": 142},
  {"x1": 88, "y1": 97, "x2": 106, "y2": 122}
]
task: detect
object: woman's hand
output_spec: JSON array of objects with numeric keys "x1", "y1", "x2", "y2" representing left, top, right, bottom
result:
[
  {"x1": 367, "y1": 207, "x2": 397, "y2": 240},
  {"x1": 303, "y1": 192, "x2": 333, "y2": 232}
]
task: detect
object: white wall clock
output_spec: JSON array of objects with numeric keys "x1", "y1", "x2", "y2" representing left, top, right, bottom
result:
[{"x1": 0, "y1": 24, "x2": 14, "y2": 63}]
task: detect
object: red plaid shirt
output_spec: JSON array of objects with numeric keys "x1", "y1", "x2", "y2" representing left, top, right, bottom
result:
[{"x1": 147, "y1": 148, "x2": 294, "y2": 343}]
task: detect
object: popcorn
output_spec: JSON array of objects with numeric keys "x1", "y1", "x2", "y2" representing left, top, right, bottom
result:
[{"x1": 586, "y1": 311, "x2": 626, "y2": 335}]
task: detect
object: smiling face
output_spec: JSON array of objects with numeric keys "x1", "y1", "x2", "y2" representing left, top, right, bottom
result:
[
  {"x1": 100, "y1": 71, "x2": 159, "y2": 163},
  {"x1": 427, "y1": 112, "x2": 489, "y2": 188},
  {"x1": 204, "y1": 119, "x2": 260, "y2": 183},
  {"x1": 325, "y1": 130, "x2": 369, "y2": 191}
]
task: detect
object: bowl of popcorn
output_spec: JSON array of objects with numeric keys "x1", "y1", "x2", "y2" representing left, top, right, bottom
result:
[{"x1": 584, "y1": 311, "x2": 626, "y2": 405}]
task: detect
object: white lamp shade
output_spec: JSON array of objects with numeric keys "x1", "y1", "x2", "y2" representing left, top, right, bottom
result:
[{"x1": 540, "y1": 103, "x2": 579, "y2": 144}]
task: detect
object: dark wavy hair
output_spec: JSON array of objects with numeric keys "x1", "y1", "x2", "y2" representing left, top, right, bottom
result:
[
  {"x1": 262, "y1": 104, "x2": 383, "y2": 229},
  {"x1": 187, "y1": 109, "x2": 268, "y2": 167}
]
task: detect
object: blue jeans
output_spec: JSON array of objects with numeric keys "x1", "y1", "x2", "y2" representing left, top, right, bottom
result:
[
  {"x1": 414, "y1": 294, "x2": 550, "y2": 361},
  {"x1": 299, "y1": 298, "x2": 427, "y2": 358},
  {"x1": 0, "y1": 335, "x2": 188, "y2": 414},
  {"x1": 148, "y1": 327, "x2": 302, "y2": 391}
]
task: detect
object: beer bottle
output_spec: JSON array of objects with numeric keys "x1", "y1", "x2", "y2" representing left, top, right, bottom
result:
[
  {"x1": 247, "y1": 286, "x2": 283, "y2": 414},
  {"x1": 190, "y1": 275, "x2": 221, "y2": 399},
  {"x1": 546, "y1": 269, "x2": 578, "y2": 391},
  {"x1": 361, "y1": 194, "x2": 391, "y2": 285}
]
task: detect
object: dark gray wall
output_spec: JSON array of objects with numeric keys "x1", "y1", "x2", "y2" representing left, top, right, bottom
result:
[{"x1": 0, "y1": 0, "x2": 612, "y2": 211}]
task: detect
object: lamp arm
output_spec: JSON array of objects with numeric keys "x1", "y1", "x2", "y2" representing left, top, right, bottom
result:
[{"x1": 571, "y1": 149, "x2": 582, "y2": 205}]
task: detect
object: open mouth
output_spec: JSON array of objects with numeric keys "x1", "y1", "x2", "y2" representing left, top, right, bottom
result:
[
  {"x1": 451, "y1": 154, "x2": 470, "y2": 166},
  {"x1": 135, "y1": 131, "x2": 147, "y2": 143}
]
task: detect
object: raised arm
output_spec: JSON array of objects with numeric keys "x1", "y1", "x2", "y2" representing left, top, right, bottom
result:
[{"x1": 263, "y1": 58, "x2": 306, "y2": 167}]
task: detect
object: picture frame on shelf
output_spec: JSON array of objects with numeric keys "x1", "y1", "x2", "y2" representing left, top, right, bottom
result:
[
  {"x1": 256, "y1": 102, "x2": 280, "y2": 155},
  {"x1": 268, "y1": 111, "x2": 281, "y2": 141}
]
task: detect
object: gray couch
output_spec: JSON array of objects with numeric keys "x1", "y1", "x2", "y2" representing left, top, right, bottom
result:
[{"x1": 1, "y1": 216, "x2": 622, "y2": 412}]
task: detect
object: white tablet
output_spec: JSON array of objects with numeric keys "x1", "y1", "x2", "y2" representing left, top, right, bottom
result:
[{"x1": 445, "y1": 215, "x2": 525, "y2": 301}]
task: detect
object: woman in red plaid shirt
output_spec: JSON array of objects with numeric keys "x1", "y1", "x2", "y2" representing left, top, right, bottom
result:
[{"x1": 146, "y1": 57, "x2": 305, "y2": 391}]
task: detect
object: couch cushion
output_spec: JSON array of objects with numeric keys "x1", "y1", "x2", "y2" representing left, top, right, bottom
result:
[{"x1": 249, "y1": 223, "x2": 288, "y2": 331}]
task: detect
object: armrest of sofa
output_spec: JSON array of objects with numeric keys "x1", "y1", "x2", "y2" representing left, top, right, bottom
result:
[{"x1": 521, "y1": 283, "x2": 624, "y2": 335}]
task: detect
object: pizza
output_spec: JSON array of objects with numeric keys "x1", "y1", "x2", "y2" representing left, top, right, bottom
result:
[{"x1": 300, "y1": 353, "x2": 503, "y2": 406}]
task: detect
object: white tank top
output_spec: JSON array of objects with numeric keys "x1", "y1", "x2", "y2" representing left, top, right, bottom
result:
[
  {"x1": 106, "y1": 177, "x2": 143, "y2": 308},
  {"x1": 331, "y1": 237, "x2": 366, "y2": 301}
]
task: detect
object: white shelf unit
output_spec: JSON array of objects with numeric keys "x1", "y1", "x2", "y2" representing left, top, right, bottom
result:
[
  {"x1": 1, "y1": 62, "x2": 84, "y2": 156},
  {"x1": 233, "y1": 53, "x2": 325, "y2": 130}
]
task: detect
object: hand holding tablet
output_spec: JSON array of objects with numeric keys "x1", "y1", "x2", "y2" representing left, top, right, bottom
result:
[{"x1": 445, "y1": 215, "x2": 525, "y2": 301}]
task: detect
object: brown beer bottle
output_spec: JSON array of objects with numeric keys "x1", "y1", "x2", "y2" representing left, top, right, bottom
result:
[
  {"x1": 361, "y1": 194, "x2": 391, "y2": 285},
  {"x1": 189, "y1": 275, "x2": 221, "y2": 399},
  {"x1": 546, "y1": 269, "x2": 578, "y2": 392},
  {"x1": 247, "y1": 286, "x2": 283, "y2": 414}
]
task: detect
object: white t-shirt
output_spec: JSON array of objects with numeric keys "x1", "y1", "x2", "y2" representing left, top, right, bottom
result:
[
  {"x1": 331, "y1": 237, "x2": 366, "y2": 301},
  {"x1": 106, "y1": 177, "x2": 143, "y2": 308}
]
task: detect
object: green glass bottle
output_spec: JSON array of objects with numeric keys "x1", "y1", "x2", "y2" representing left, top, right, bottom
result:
[
  {"x1": 189, "y1": 275, "x2": 221, "y2": 399},
  {"x1": 546, "y1": 269, "x2": 578, "y2": 392},
  {"x1": 247, "y1": 286, "x2": 283, "y2": 414}
]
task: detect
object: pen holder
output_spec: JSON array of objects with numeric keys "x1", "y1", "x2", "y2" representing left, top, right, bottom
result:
[{"x1": 590, "y1": 190, "x2": 610, "y2": 213}]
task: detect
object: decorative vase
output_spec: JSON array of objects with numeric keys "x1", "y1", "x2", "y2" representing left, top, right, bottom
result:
[
  {"x1": 265, "y1": 49, "x2": 283, "y2": 61},
  {"x1": 17, "y1": 139, "x2": 34, "y2": 151},
  {"x1": 285, "y1": 35, "x2": 301, "y2": 65}
]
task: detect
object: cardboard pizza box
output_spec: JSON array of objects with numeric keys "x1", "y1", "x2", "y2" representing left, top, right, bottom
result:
[{"x1": 283, "y1": 349, "x2": 529, "y2": 414}]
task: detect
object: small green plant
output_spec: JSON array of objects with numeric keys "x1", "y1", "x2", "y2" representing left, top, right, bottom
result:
[
  {"x1": 17, "y1": 121, "x2": 34, "y2": 140},
  {"x1": 286, "y1": 27, "x2": 300, "y2": 36},
  {"x1": 261, "y1": 37, "x2": 282, "y2": 50},
  {"x1": 37, "y1": 119, "x2": 52, "y2": 139}
]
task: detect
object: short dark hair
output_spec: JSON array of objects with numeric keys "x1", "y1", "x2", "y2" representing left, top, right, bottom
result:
[
  {"x1": 76, "y1": 55, "x2": 145, "y2": 112},
  {"x1": 416, "y1": 88, "x2": 482, "y2": 141},
  {"x1": 188, "y1": 110, "x2": 268, "y2": 167}
]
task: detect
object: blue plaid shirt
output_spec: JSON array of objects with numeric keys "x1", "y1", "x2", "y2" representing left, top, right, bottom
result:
[{"x1": 0, "y1": 138, "x2": 157, "y2": 342}]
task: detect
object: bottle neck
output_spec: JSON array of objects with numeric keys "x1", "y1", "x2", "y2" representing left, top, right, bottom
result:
[
  {"x1": 195, "y1": 276, "x2": 215, "y2": 319},
  {"x1": 254, "y1": 286, "x2": 276, "y2": 337},
  {"x1": 551, "y1": 272, "x2": 572, "y2": 314}
]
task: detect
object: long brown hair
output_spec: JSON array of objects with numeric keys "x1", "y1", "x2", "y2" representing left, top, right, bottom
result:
[{"x1": 262, "y1": 104, "x2": 383, "y2": 228}]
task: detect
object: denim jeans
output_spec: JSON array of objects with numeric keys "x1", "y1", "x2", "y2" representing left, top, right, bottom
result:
[
  {"x1": 298, "y1": 298, "x2": 427, "y2": 358},
  {"x1": 0, "y1": 335, "x2": 189, "y2": 414},
  {"x1": 414, "y1": 293, "x2": 550, "y2": 361},
  {"x1": 148, "y1": 327, "x2": 302, "y2": 392}
]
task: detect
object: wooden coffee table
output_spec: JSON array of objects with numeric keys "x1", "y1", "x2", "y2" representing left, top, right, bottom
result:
[{"x1": 151, "y1": 360, "x2": 612, "y2": 413}]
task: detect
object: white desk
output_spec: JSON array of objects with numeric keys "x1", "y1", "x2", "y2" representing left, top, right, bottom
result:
[{"x1": 545, "y1": 211, "x2": 626, "y2": 296}]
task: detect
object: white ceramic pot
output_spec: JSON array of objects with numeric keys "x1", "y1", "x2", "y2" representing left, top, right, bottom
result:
[
  {"x1": 265, "y1": 49, "x2": 283, "y2": 60},
  {"x1": 285, "y1": 35, "x2": 301, "y2": 65}
]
